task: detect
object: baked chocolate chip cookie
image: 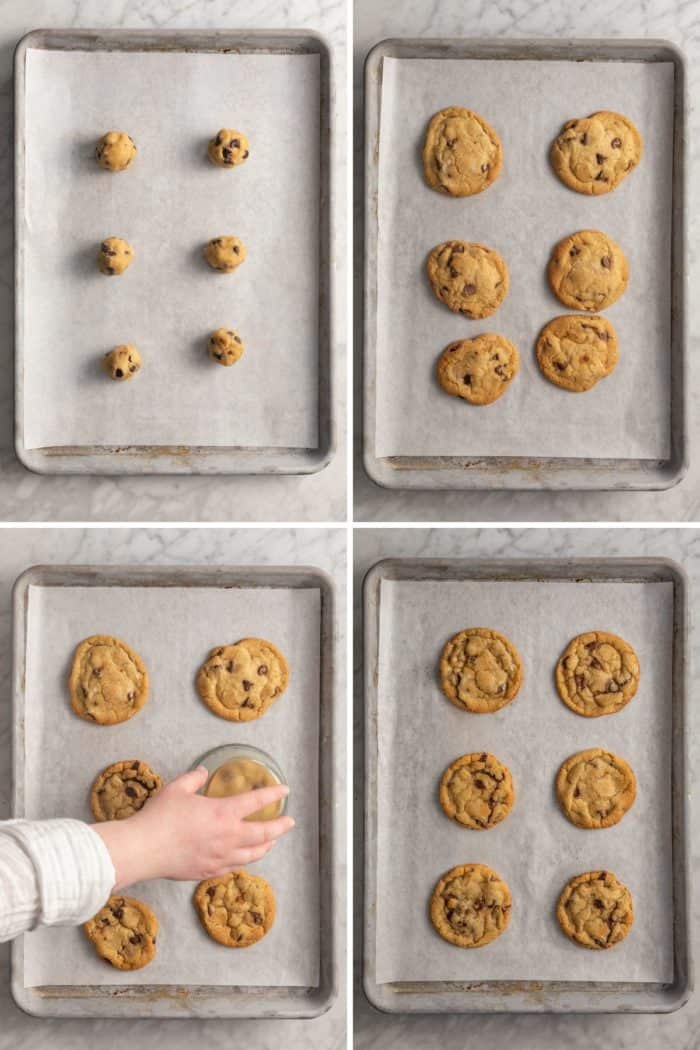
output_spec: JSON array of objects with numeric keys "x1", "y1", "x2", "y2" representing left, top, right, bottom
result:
[
  {"x1": 84, "y1": 895, "x2": 158, "y2": 970},
  {"x1": 557, "y1": 870, "x2": 634, "y2": 949},
  {"x1": 430, "y1": 863, "x2": 511, "y2": 948},
  {"x1": 90, "y1": 759, "x2": 162, "y2": 822},
  {"x1": 536, "y1": 314, "x2": 618, "y2": 392},
  {"x1": 550, "y1": 111, "x2": 642, "y2": 195},
  {"x1": 556, "y1": 748, "x2": 636, "y2": 829},
  {"x1": 194, "y1": 871, "x2": 275, "y2": 948},
  {"x1": 427, "y1": 240, "x2": 509, "y2": 319},
  {"x1": 422, "y1": 107, "x2": 502, "y2": 196},
  {"x1": 439, "y1": 752, "x2": 515, "y2": 829},
  {"x1": 196, "y1": 637, "x2": 289, "y2": 722},
  {"x1": 436, "y1": 334, "x2": 519, "y2": 405},
  {"x1": 439, "y1": 627, "x2": 522, "y2": 713},
  {"x1": 548, "y1": 229, "x2": 629, "y2": 312},
  {"x1": 69, "y1": 635, "x2": 149, "y2": 725},
  {"x1": 556, "y1": 630, "x2": 640, "y2": 718}
]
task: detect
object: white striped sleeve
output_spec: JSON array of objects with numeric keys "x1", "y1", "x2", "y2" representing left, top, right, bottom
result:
[{"x1": 0, "y1": 819, "x2": 115, "y2": 942}]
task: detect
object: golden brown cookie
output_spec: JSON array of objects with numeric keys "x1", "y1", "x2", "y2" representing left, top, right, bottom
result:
[
  {"x1": 556, "y1": 631, "x2": 640, "y2": 718},
  {"x1": 203, "y1": 236, "x2": 247, "y2": 273},
  {"x1": 550, "y1": 111, "x2": 643, "y2": 195},
  {"x1": 194, "y1": 871, "x2": 275, "y2": 948},
  {"x1": 207, "y1": 328, "x2": 244, "y2": 366},
  {"x1": 436, "y1": 334, "x2": 519, "y2": 406},
  {"x1": 90, "y1": 759, "x2": 162, "y2": 822},
  {"x1": 548, "y1": 229, "x2": 629, "y2": 312},
  {"x1": 430, "y1": 863, "x2": 511, "y2": 948},
  {"x1": 196, "y1": 637, "x2": 289, "y2": 722},
  {"x1": 440, "y1": 628, "x2": 522, "y2": 713},
  {"x1": 439, "y1": 752, "x2": 514, "y2": 829},
  {"x1": 422, "y1": 107, "x2": 502, "y2": 197},
  {"x1": 557, "y1": 870, "x2": 634, "y2": 950},
  {"x1": 103, "y1": 344, "x2": 142, "y2": 381},
  {"x1": 207, "y1": 128, "x2": 250, "y2": 167},
  {"x1": 69, "y1": 635, "x2": 149, "y2": 725},
  {"x1": 84, "y1": 895, "x2": 158, "y2": 970},
  {"x1": 556, "y1": 748, "x2": 636, "y2": 829},
  {"x1": 95, "y1": 131, "x2": 136, "y2": 172},
  {"x1": 427, "y1": 240, "x2": 509, "y2": 319},
  {"x1": 97, "y1": 237, "x2": 134, "y2": 276},
  {"x1": 536, "y1": 315, "x2": 618, "y2": 392}
]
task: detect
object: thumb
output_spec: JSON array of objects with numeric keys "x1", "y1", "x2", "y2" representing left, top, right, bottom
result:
[{"x1": 166, "y1": 766, "x2": 209, "y2": 795}]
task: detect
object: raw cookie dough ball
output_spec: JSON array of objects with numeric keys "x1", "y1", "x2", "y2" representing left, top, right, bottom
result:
[
  {"x1": 95, "y1": 131, "x2": 137, "y2": 172},
  {"x1": 208, "y1": 128, "x2": 250, "y2": 167},
  {"x1": 98, "y1": 237, "x2": 134, "y2": 276},
  {"x1": 207, "y1": 328, "x2": 245, "y2": 366},
  {"x1": 103, "y1": 345, "x2": 142, "y2": 381},
  {"x1": 203, "y1": 236, "x2": 247, "y2": 273}
]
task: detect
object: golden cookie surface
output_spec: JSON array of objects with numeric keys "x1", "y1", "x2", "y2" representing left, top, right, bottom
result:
[
  {"x1": 90, "y1": 759, "x2": 162, "y2": 822},
  {"x1": 556, "y1": 748, "x2": 636, "y2": 829},
  {"x1": 556, "y1": 630, "x2": 640, "y2": 717},
  {"x1": 430, "y1": 863, "x2": 511, "y2": 947},
  {"x1": 196, "y1": 636, "x2": 289, "y2": 721},
  {"x1": 422, "y1": 107, "x2": 502, "y2": 196},
  {"x1": 550, "y1": 111, "x2": 642, "y2": 195},
  {"x1": 547, "y1": 229, "x2": 629, "y2": 312},
  {"x1": 557, "y1": 870, "x2": 634, "y2": 949},
  {"x1": 436, "y1": 334, "x2": 519, "y2": 406},
  {"x1": 84, "y1": 895, "x2": 158, "y2": 970},
  {"x1": 69, "y1": 635, "x2": 148, "y2": 724},
  {"x1": 427, "y1": 240, "x2": 508, "y2": 319},
  {"x1": 440, "y1": 627, "x2": 522, "y2": 713},
  {"x1": 194, "y1": 871, "x2": 275, "y2": 948},
  {"x1": 440, "y1": 752, "x2": 514, "y2": 829},
  {"x1": 536, "y1": 314, "x2": 618, "y2": 392}
]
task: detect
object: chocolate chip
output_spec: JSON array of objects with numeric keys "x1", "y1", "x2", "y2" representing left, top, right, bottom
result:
[
  {"x1": 216, "y1": 133, "x2": 223, "y2": 145},
  {"x1": 450, "y1": 267, "x2": 459, "y2": 277},
  {"x1": 596, "y1": 153, "x2": 606, "y2": 164},
  {"x1": 481, "y1": 163, "x2": 489, "y2": 172},
  {"x1": 595, "y1": 171, "x2": 607, "y2": 181},
  {"x1": 125, "y1": 786, "x2": 137, "y2": 798},
  {"x1": 227, "y1": 661, "x2": 235, "y2": 673},
  {"x1": 570, "y1": 247, "x2": 580, "y2": 257},
  {"x1": 242, "y1": 679, "x2": 253, "y2": 691},
  {"x1": 580, "y1": 133, "x2": 588, "y2": 145},
  {"x1": 100, "y1": 242, "x2": 109, "y2": 252},
  {"x1": 463, "y1": 283, "x2": 476, "y2": 295},
  {"x1": 258, "y1": 664, "x2": 268, "y2": 675},
  {"x1": 115, "y1": 368, "x2": 123, "y2": 378},
  {"x1": 129, "y1": 934, "x2": 142, "y2": 944},
  {"x1": 601, "y1": 256, "x2": 612, "y2": 268},
  {"x1": 462, "y1": 374, "x2": 472, "y2": 386},
  {"x1": 231, "y1": 138, "x2": 240, "y2": 148},
  {"x1": 554, "y1": 361, "x2": 566, "y2": 371},
  {"x1": 93, "y1": 668, "x2": 102, "y2": 678},
  {"x1": 611, "y1": 137, "x2": 622, "y2": 148},
  {"x1": 207, "y1": 887, "x2": 215, "y2": 897},
  {"x1": 129, "y1": 365, "x2": 136, "y2": 373},
  {"x1": 452, "y1": 245, "x2": 464, "y2": 254},
  {"x1": 233, "y1": 245, "x2": 239, "y2": 254},
  {"x1": 223, "y1": 149, "x2": 233, "y2": 161},
  {"x1": 480, "y1": 753, "x2": 487, "y2": 761},
  {"x1": 113, "y1": 908, "x2": 123, "y2": 919},
  {"x1": 474, "y1": 779, "x2": 486, "y2": 789},
  {"x1": 242, "y1": 150, "x2": 249, "y2": 158},
  {"x1": 127, "y1": 691, "x2": 135, "y2": 701}
]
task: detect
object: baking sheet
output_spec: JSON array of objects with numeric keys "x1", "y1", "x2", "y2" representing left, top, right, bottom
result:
[
  {"x1": 20, "y1": 583, "x2": 321, "y2": 988},
  {"x1": 374, "y1": 577, "x2": 674, "y2": 984},
  {"x1": 22, "y1": 48, "x2": 320, "y2": 450},
  {"x1": 374, "y1": 57, "x2": 674, "y2": 460}
]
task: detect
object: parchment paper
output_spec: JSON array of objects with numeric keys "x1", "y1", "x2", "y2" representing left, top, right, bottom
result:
[
  {"x1": 375, "y1": 58, "x2": 674, "y2": 460},
  {"x1": 22, "y1": 48, "x2": 320, "y2": 449},
  {"x1": 21, "y1": 583, "x2": 321, "y2": 988},
  {"x1": 375, "y1": 578, "x2": 674, "y2": 983}
]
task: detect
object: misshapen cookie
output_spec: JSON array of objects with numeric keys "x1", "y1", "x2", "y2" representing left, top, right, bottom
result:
[
  {"x1": 84, "y1": 895, "x2": 158, "y2": 970},
  {"x1": 536, "y1": 314, "x2": 618, "y2": 392},
  {"x1": 430, "y1": 863, "x2": 511, "y2": 947},
  {"x1": 194, "y1": 871, "x2": 275, "y2": 948},
  {"x1": 69, "y1": 635, "x2": 148, "y2": 725},
  {"x1": 556, "y1": 748, "x2": 636, "y2": 829},
  {"x1": 422, "y1": 107, "x2": 502, "y2": 196},
  {"x1": 427, "y1": 240, "x2": 508, "y2": 319},
  {"x1": 548, "y1": 229, "x2": 629, "y2": 312},
  {"x1": 440, "y1": 627, "x2": 522, "y2": 713},
  {"x1": 436, "y1": 334, "x2": 519, "y2": 406},
  {"x1": 90, "y1": 759, "x2": 162, "y2": 822},
  {"x1": 440, "y1": 752, "x2": 514, "y2": 829},
  {"x1": 196, "y1": 637, "x2": 289, "y2": 722},
  {"x1": 550, "y1": 111, "x2": 642, "y2": 195},
  {"x1": 556, "y1": 630, "x2": 640, "y2": 718},
  {"x1": 557, "y1": 870, "x2": 634, "y2": 949}
]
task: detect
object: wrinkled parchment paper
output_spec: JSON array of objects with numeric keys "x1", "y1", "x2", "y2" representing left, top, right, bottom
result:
[
  {"x1": 22, "y1": 49, "x2": 320, "y2": 449},
  {"x1": 21, "y1": 583, "x2": 320, "y2": 987},
  {"x1": 375, "y1": 58, "x2": 674, "y2": 460},
  {"x1": 375, "y1": 577, "x2": 674, "y2": 983}
]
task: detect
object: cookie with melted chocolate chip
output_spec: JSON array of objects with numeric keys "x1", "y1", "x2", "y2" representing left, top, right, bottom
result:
[
  {"x1": 196, "y1": 637, "x2": 289, "y2": 722},
  {"x1": 550, "y1": 111, "x2": 642, "y2": 195}
]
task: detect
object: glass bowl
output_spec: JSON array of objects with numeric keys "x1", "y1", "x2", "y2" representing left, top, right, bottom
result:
[{"x1": 191, "y1": 743, "x2": 288, "y2": 819}]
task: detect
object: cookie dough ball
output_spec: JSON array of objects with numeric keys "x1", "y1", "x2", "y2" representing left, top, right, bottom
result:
[
  {"x1": 207, "y1": 328, "x2": 245, "y2": 366},
  {"x1": 203, "y1": 236, "x2": 247, "y2": 273},
  {"x1": 103, "y1": 345, "x2": 142, "y2": 381},
  {"x1": 95, "y1": 131, "x2": 137, "y2": 172},
  {"x1": 98, "y1": 237, "x2": 134, "y2": 276},
  {"x1": 208, "y1": 128, "x2": 250, "y2": 167}
]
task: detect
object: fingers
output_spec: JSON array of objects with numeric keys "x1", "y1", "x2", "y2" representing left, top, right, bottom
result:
[
  {"x1": 227, "y1": 783, "x2": 290, "y2": 819},
  {"x1": 233, "y1": 814, "x2": 296, "y2": 848},
  {"x1": 226, "y1": 840, "x2": 277, "y2": 867},
  {"x1": 164, "y1": 766, "x2": 209, "y2": 796}
]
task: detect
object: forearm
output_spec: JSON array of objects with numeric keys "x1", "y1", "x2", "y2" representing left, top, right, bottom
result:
[{"x1": 91, "y1": 815, "x2": 167, "y2": 890}]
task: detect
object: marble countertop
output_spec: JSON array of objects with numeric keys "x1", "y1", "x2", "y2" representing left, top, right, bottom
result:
[
  {"x1": 0, "y1": 526, "x2": 346, "y2": 1050},
  {"x1": 0, "y1": 0, "x2": 346, "y2": 522},
  {"x1": 354, "y1": 525, "x2": 699, "y2": 1049},
  {"x1": 354, "y1": 0, "x2": 700, "y2": 522}
]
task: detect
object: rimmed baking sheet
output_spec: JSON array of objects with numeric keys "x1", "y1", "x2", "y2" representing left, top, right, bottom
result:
[
  {"x1": 363, "y1": 558, "x2": 690, "y2": 1013},
  {"x1": 12, "y1": 564, "x2": 338, "y2": 1018},
  {"x1": 363, "y1": 39, "x2": 687, "y2": 490},
  {"x1": 15, "y1": 29, "x2": 334, "y2": 475}
]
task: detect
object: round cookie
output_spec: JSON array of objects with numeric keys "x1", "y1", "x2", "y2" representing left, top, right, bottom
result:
[
  {"x1": 422, "y1": 106, "x2": 502, "y2": 197},
  {"x1": 84, "y1": 895, "x2": 158, "y2": 970},
  {"x1": 203, "y1": 236, "x2": 247, "y2": 273},
  {"x1": 556, "y1": 630, "x2": 640, "y2": 718},
  {"x1": 194, "y1": 871, "x2": 275, "y2": 948},
  {"x1": 208, "y1": 128, "x2": 250, "y2": 167},
  {"x1": 69, "y1": 635, "x2": 149, "y2": 725},
  {"x1": 439, "y1": 752, "x2": 514, "y2": 830},
  {"x1": 536, "y1": 314, "x2": 618, "y2": 392},
  {"x1": 196, "y1": 637, "x2": 289, "y2": 722},
  {"x1": 436, "y1": 334, "x2": 519, "y2": 406},
  {"x1": 556, "y1": 748, "x2": 636, "y2": 829},
  {"x1": 557, "y1": 870, "x2": 634, "y2": 950},
  {"x1": 103, "y1": 345, "x2": 142, "y2": 381},
  {"x1": 427, "y1": 240, "x2": 509, "y2": 319},
  {"x1": 95, "y1": 131, "x2": 136, "y2": 172},
  {"x1": 547, "y1": 229, "x2": 629, "y2": 312},
  {"x1": 430, "y1": 863, "x2": 511, "y2": 948},
  {"x1": 550, "y1": 111, "x2": 643, "y2": 195},
  {"x1": 90, "y1": 759, "x2": 162, "y2": 822},
  {"x1": 97, "y1": 237, "x2": 134, "y2": 276},
  {"x1": 440, "y1": 627, "x2": 522, "y2": 713},
  {"x1": 208, "y1": 328, "x2": 245, "y2": 366}
]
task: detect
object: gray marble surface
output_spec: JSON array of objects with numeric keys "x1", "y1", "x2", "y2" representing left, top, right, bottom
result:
[
  {"x1": 354, "y1": 526, "x2": 699, "y2": 1049},
  {"x1": 353, "y1": 0, "x2": 700, "y2": 522},
  {"x1": 0, "y1": 0, "x2": 346, "y2": 522},
  {"x1": 0, "y1": 526, "x2": 346, "y2": 1049}
]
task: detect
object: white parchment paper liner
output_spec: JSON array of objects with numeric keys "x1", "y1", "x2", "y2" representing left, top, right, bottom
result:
[
  {"x1": 22, "y1": 49, "x2": 320, "y2": 449},
  {"x1": 375, "y1": 58, "x2": 674, "y2": 460},
  {"x1": 21, "y1": 583, "x2": 321, "y2": 988},
  {"x1": 375, "y1": 578, "x2": 674, "y2": 983}
]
